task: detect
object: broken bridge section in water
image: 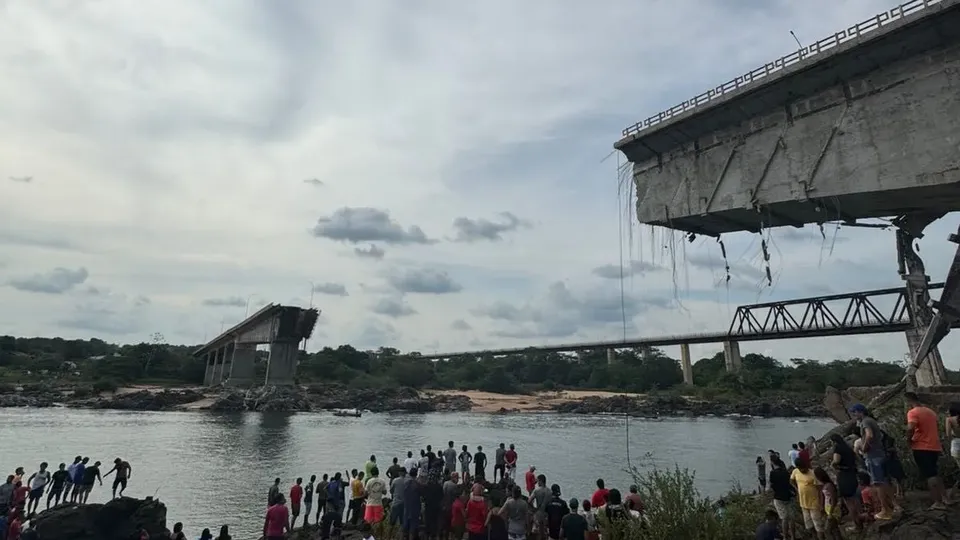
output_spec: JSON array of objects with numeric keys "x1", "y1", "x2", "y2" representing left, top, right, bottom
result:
[{"x1": 614, "y1": 0, "x2": 960, "y2": 387}]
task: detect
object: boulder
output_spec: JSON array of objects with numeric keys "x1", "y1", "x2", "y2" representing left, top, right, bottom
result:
[
  {"x1": 71, "y1": 389, "x2": 204, "y2": 411},
  {"x1": 32, "y1": 497, "x2": 167, "y2": 540}
]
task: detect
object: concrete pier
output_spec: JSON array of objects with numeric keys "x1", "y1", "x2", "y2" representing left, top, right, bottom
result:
[
  {"x1": 723, "y1": 341, "x2": 742, "y2": 373},
  {"x1": 225, "y1": 342, "x2": 256, "y2": 386},
  {"x1": 265, "y1": 340, "x2": 299, "y2": 386},
  {"x1": 680, "y1": 343, "x2": 693, "y2": 385},
  {"x1": 210, "y1": 347, "x2": 225, "y2": 385},
  {"x1": 203, "y1": 352, "x2": 215, "y2": 386},
  {"x1": 606, "y1": 348, "x2": 615, "y2": 365}
]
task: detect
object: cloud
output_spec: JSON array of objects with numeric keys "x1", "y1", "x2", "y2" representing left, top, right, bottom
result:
[
  {"x1": 0, "y1": 231, "x2": 80, "y2": 251},
  {"x1": 354, "y1": 319, "x2": 401, "y2": 349},
  {"x1": 452, "y1": 212, "x2": 530, "y2": 242},
  {"x1": 354, "y1": 244, "x2": 386, "y2": 260},
  {"x1": 8, "y1": 267, "x2": 89, "y2": 294},
  {"x1": 8, "y1": 176, "x2": 32, "y2": 183},
  {"x1": 775, "y1": 226, "x2": 848, "y2": 244},
  {"x1": 451, "y1": 319, "x2": 472, "y2": 331},
  {"x1": 201, "y1": 296, "x2": 247, "y2": 308},
  {"x1": 311, "y1": 207, "x2": 433, "y2": 245},
  {"x1": 685, "y1": 253, "x2": 766, "y2": 282},
  {"x1": 312, "y1": 282, "x2": 348, "y2": 296},
  {"x1": 371, "y1": 297, "x2": 417, "y2": 318},
  {"x1": 592, "y1": 260, "x2": 664, "y2": 279},
  {"x1": 303, "y1": 178, "x2": 324, "y2": 187},
  {"x1": 387, "y1": 268, "x2": 463, "y2": 294},
  {"x1": 473, "y1": 281, "x2": 671, "y2": 339}
]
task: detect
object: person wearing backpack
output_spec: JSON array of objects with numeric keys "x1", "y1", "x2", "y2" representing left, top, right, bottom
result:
[{"x1": 850, "y1": 404, "x2": 895, "y2": 520}]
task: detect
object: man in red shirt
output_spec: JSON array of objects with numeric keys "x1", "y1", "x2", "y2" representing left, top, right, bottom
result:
[
  {"x1": 905, "y1": 392, "x2": 947, "y2": 509},
  {"x1": 12, "y1": 482, "x2": 28, "y2": 512},
  {"x1": 7, "y1": 511, "x2": 22, "y2": 540},
  {"x1": 289, "y1": 478, "x2": 304, "y2": 529},
  {"x1": 504, "y1": 444, "x2": 518, "y2": 481},
  {"x1": 590, "y1": 479, "x2": 609, "y2": 508},
  {"x1": 524, "y1": 466, "x2": 537, "y2": 495},
  {"x1": 797, "y1": 442, "x2": 810, "y2": 465},
  {"x1": 264, "y1": 494, "x2": 290, "y2": 540}
]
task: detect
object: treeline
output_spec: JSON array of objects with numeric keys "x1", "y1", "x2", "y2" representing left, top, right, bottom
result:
[{"x1": 1, "y1": 335, "x2": 937, "y2": 395}]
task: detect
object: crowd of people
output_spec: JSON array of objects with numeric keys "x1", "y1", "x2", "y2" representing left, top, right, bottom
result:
[
  {"x1": 259, "y1": 441, "x2": 642, "y2": 540},
  {"x1": 753, "y1": 392, "x2": 956, "y2": 540},
  {"x1": 0, "y1": 456, "x2": 132, "y2": 539}
]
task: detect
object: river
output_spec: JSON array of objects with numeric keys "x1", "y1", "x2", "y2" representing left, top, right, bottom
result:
[{"x1": 0, "y1": 408, "x2": 834, "y2": 539}]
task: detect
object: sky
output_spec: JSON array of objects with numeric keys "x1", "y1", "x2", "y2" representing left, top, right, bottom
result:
[{"x1": 1, "y1": 0, "x2": 958, "y2": 366}]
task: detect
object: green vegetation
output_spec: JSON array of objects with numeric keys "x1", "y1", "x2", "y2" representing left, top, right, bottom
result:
[{"x1": 1, "y1": 334, "x2": 949, "y2": 396}]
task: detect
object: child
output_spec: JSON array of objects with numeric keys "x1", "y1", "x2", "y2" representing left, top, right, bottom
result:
[
  {"x1": 581, "y1": 500, "x2": 599, "y2": 540},
  {"x1": 856, "y1": 472, "x2": 875, "y2": 524},
  {"x1": 814, "y1": 467, "x2": 842, "y2": 540}
]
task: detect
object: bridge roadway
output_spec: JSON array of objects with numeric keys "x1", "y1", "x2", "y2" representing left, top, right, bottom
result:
[{"x1": 418, "y1": 283, "x2": 955, "y2": 385}]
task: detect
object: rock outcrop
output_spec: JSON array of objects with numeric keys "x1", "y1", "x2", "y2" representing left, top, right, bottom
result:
[
  {"x1": 32, "y1": 497, "x2": 167, "y2": 540},
  {"x1": 553, "y1": 394, "x2": 827, "y2": 418},
  {"x1": 71, "y1": 389, "x2": 205, "y2": 411}
]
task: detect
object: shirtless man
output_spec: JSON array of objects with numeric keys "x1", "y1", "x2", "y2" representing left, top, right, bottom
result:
[{"x1": 104, "y1": 458, "x2": 132, "y2": 499}]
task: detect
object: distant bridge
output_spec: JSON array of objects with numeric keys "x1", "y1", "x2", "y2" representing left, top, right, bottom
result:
[{"x1": 419, "y1": 283, "x2": 954, "y2": 384}]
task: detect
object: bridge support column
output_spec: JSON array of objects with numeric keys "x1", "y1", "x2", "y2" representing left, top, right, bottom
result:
[
  {"x1": 606, "y1": 348, "x2": 615, "y2": 365},
  {"x1": 211, "y1": 347, "x2": 225, "y2": 385},
  {"x1": 225, "y1": 342, "x2": 256, "y2": 387},
  {"x1": 265, "y1": 340, "x2": 299, "y2": 386},
  {"x1": 897, "y1": 226, "x2": 947, "y2": 387},
  {"x1": 723, "y1": 341, "x2": 741, "y2": 373},
  {"x1": 680, "y1": 344, "x2": 693, "y2": 385},
  {"x1": 220, "y1": 342, "x2": 234, "y2": 385},
  {"x1": 203, "y1": 352, "x2": 215, "y2": 386}
]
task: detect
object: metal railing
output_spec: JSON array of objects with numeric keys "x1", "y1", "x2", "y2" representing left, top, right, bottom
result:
[{"x1": 620, "y1": 0, "x2": 944, "y2": 138}]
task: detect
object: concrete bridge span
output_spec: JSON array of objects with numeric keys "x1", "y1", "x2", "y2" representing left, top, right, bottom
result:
[
  {"x1": 614, "y1": 0, "x2": 960, "y2": 387},
  {"x1": 194, "y1": 304, "x2": 319, "y2": 386}
]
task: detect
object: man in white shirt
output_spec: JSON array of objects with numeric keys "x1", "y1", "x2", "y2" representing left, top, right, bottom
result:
[
  {"x1": 402, "y1": 451, "x2": 418, "y2": 475},
  {"x1": 27, "y1": 462, "x2": 51, "y2": 515}
]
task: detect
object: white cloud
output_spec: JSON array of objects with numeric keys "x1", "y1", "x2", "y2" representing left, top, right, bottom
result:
[{"x1": 2, "y1": 0, "x2": 959, "y2": 367}]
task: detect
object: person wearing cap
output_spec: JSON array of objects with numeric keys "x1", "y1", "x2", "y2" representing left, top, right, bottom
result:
[
  {"x1": 849, "y1": 403, "x2": 895, "y2": 520},
  {"x1": 544, "y1": 484, "x2": 569, "y2": 540}
]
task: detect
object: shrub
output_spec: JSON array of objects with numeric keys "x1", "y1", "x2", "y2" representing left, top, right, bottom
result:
[{"x1": 596, "y1": 464, "x2": 766, "y2": 540}]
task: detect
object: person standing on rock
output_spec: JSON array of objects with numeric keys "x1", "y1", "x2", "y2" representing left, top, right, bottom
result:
[
  {"x1": 349, "y1": 471, "x2": 366, "y2": 525},
  {"x1": 79, "y1": 460, "x2": 102, "y2": 504},
  {"x1": 0, "y1": 475, "x2": 14, "y2": 516},
  {"x1": 474, "y1": 446, "x2": 486, "y2": 480},
  {"x1": 458, "y1": 445, "x2": 473, "y2": 477},
  {"x1": 104, "y1": 458, "x2": 132, "y2": 499},
  {"x1": 387, "y1": 458, "x2": 404, "y2": 482},
  {"x1": 268, "y1": 478, "x2": 281, "y2": 508},
  {"x1": 46, "y1": 463, "x2": 69, "y2": 509},
  {"x1": 443, "y1": 442, "x2": 458, "y2": 475},
  {"x1": 263, "y1": 493, "x2": 290, "y2": 540},
  {"x1": 849, "y1": 404, "x2": 895, "y2": 520},
  {"x1": 25, "y1": 463, "x2": 50, "y2": 516},
  {"x1": 404, "y1": 452, "x2": 418, "y2": 475},
  {"x1": 315, "y1": 473, "x2": 329, "y2": 523},
  {"x1": 70, "y1": 458, "x2": 87, "y2": 503},
  {"x1": 828, "y1": 433, "x2": 861, "y2": 532},
  {"x1": 504, "y1": 445, "x2": 518, "y2": 482},
  {"x1": 366, "y1": 456, "x2": 378, "y2": 479},
  {"x1": 290, "y1": 477, "x2": 304, "y2": 529},
  {"x1": 364, "y1": 466, "x2": 388, "y2": 524},
  {"x1": 63, "y1": 456, "x2": 81, "y2": 503},
  {"x1": 494, "y1": 444, "x2": 506, "y2": 482},
  {"x1": 904, "y1": 392, "x2": 948, "y2": 509},
  {"x1": 787, "y1": 444, "x2": 800, "y2": 468},
  {"x1": 303, "y1": 475, "x2": 316, "y2": 526}
]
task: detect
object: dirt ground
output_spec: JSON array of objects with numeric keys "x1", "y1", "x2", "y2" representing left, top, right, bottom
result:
[{"x1": 426, "y1": 389, "x2": 646, "y2": 412}]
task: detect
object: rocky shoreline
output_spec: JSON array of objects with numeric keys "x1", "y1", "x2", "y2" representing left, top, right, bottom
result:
[
  {"x1": 0, "y1": 382, "x2": 827, "y2": 418},
  {"x1": 551, "y1": 393, "x2": 827, "y2": 418}
]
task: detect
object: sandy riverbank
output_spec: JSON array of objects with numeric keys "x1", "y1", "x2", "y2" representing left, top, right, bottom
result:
[{"x1": 425, "y1": 389, "x2": 647, "y2": 413}]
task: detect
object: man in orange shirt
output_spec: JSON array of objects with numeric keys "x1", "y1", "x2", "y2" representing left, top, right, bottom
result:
[{"x1": 905, "y1": 392, "x2": 947, "y2": 509}]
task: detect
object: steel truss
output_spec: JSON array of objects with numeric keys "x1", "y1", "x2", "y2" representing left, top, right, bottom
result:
[{"x1": 728, "y1": 283, "x2": 945, "y2": 339}]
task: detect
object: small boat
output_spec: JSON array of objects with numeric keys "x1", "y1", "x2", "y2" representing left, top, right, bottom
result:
[{"x1": 333, "y1": 408, "x2": 361, "y2": 417}]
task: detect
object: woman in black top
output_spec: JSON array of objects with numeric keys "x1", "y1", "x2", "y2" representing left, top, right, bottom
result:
[
  {"x1": 487, "y1": 506, "x2": 508, "y2": 540},
  {"x1": 830, "y1": 433, "x2": 862, "y2": 529}
]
